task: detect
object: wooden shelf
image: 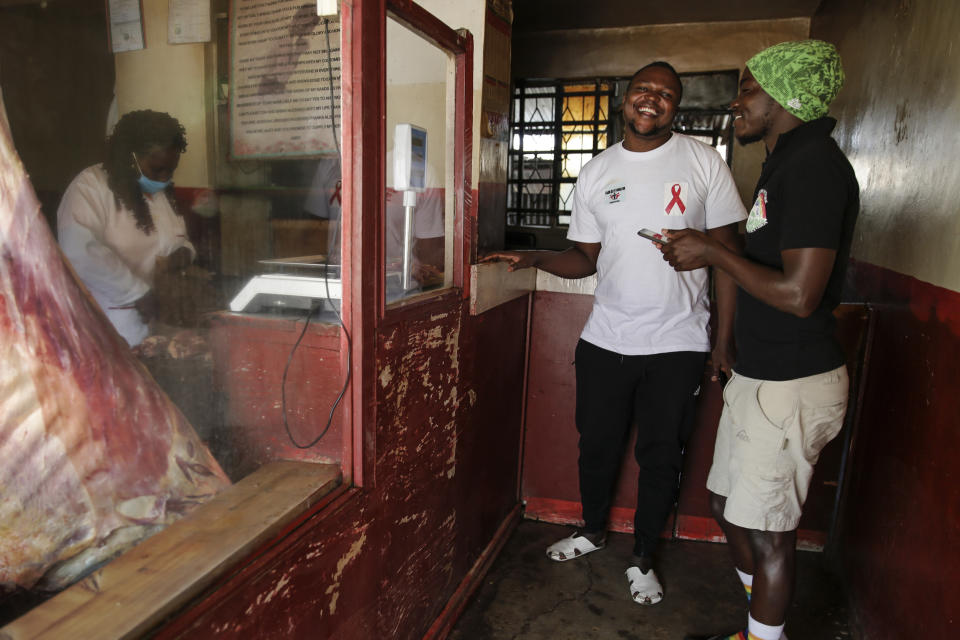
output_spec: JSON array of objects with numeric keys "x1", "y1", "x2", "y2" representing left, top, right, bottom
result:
[{"x1": 2, "y1": 461, "x2": 341, "y2": 640}]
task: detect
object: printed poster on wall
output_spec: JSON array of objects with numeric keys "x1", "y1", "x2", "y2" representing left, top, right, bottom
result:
[
  {"x1": 107, "y1": 0, "x2": 146, "y2": 53},
  {"x1": 230, "y1": 0, "x2": 341, "y2": 158},
  {"x1": 168, "y1": 0, "x2": 212, "y2": 44}
]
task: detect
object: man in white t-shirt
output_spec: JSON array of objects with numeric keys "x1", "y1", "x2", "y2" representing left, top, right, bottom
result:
[{"x1": 482, "y1": 62, "x2": 746, "y2": 606}]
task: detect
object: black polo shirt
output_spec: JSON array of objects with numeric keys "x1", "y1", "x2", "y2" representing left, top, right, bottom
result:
[{"x1": 734, "y1": 117, "x2": 860, "y2": 381}]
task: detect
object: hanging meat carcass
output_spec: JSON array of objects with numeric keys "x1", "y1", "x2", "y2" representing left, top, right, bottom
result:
[{"x1": 0, "y1": 92, "x2": 230, "y2": 593}]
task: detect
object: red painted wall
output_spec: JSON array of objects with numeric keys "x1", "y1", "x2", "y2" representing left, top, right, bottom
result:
[
  {"x1": 809, "y1": 0, "x2": 960, "y2": 636},
  {"x1": 834, "y1": 260, "x2": 960, "y2": 639},
  {"x1": 521, "y1": 291, "x2": 864, "y2": 545},
  {"x1": 151, "y1": 2, "x2": 521, "y2": 633},
  {"x1": 206, "y1": 314, "x2": 347, "y2": 479},
  {"x1": 157, "y1": 297, "x2": 528, "y2": 639}
]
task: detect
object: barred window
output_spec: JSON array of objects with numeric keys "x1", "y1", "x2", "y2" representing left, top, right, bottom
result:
[{"x1": 506, "y1": 71, "x2": 738, "y2": 249}]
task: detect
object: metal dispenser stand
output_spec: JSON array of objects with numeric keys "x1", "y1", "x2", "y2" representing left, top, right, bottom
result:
[{"x1": 393, "y1": 123, "x2": 428, "y2": 290}]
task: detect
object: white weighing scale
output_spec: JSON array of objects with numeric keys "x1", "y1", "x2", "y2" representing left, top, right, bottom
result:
[
  {"x1": 228, "y1": 256, "x2": 341, "y2": 313},
  {"x1": 229, "y1": 122, "x2": 428, "y2": 313}
]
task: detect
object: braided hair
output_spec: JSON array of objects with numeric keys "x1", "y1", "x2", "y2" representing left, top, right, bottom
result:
[{"x1": 104, "y1": 110, "x2": 187, "y2": 234}]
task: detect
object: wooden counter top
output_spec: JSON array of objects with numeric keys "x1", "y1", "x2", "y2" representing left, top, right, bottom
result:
[{"x1": 2, "y1": 461, "x2": 341, "y2": 640}]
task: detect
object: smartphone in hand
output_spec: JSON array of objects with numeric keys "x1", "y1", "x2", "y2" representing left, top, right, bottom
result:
[{"x1": 637, "y1": 228, "x2": 668, "y2": 243}]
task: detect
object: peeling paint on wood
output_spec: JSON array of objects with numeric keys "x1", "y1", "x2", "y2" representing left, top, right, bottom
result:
[
  {"x1": 379, "y1": 364, "x2": 393, "y2": 387},
  {"x1": 325, "y1": 529, "x2": 367, "y2": 615},
  {"x1": 159, "y1": 294, "x2": 529, "y2": 639}
]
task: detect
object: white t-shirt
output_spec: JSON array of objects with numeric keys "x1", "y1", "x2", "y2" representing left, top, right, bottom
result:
[
  {"x1": 567, "y1": 135, "x2": 746, "y2": 355},
  {"x1": 57, "y1": 165, "x2": 194, "y2": 347}
]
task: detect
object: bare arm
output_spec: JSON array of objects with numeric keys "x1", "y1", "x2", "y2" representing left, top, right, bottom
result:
[
  {"x1": 479, "y1": 241, "x2": 601, "y2": 279},
  {"x1": 715, "y1": 245, "x2": 836, "y2": 317},
  {"x1": 704, "y1": 224, "x2": 741, "y2": 379},
  {"x1": 661, "y1": 228, "x2": 836, "y2": 318}
]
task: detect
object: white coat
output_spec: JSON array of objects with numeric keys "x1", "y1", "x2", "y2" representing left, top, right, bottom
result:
[{"x1": 57, "y1": 165, "x2": 194, "y2": 346}]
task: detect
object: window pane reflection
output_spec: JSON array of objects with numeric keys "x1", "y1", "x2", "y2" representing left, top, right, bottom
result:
[
  {"x1": 0, "y1": 0, "x2": 353, "y2": 617},
  {"x1": 385, "y1": 15, "x2": 452, "y2": 304}
]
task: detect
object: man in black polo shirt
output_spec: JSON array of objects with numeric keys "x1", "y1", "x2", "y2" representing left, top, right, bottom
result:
[{"x1": 659, "y1": 40, "x2": 859, "y2": 640}]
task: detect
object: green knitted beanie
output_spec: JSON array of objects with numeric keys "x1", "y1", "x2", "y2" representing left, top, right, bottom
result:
[{"x1": 746, "y1": 39, "x2": 844, "y2": 122}]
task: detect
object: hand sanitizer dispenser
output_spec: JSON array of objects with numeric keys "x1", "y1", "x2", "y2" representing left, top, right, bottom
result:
[{"x1": 393, "y1": 123, "x2": 427, "y2": 290}]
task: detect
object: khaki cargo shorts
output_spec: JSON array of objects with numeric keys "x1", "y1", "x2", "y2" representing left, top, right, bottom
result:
[{"x1": 706, "y1": 365, "x2": 848, "y2": 532}]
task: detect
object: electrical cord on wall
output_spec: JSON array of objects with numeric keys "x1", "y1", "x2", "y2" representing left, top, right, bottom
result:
[
  {"x1": 281, "y1": 288, "x2": 352, "y2": 449},
  {"x1": 280, "y1": 16, "x2": 348, "y2": 450}
]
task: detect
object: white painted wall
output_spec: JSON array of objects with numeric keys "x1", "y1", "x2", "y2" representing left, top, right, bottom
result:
[
  {"x1": 412, "y1": 0, "x2": 486, "y2": 189},
  {"x1": 114, "y1": 0, "x2": 212, "y2": 188}
]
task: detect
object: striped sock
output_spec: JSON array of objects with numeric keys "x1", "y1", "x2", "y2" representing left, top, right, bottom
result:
[
  {"x1": 747, "y1": 614, "x2": 785, "y2": 640},
  {"x1": 736, "y1": 568, "x2": 753, "y2": 601},
  {"x1": 721, "y1": 629, "x2": 769, "y2": 640},
  {"x1": 732, "y1": 573, "x2": 788, "y2": 639}
]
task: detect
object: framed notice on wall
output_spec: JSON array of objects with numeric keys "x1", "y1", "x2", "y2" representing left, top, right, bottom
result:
[
  {"x1": 107, "y1": 0, "x2": 146, "y2": 53},
  {"x1": 168, "y1": 0, "x2": 212, "y2": 44},
  {"x1": 230, "y1": 0, "x2": 342, "y2": 159}
]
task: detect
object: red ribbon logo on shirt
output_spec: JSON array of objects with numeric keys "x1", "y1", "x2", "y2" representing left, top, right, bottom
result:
[
  {"x1": 665, "y1": 183, "x2": 685, "y2": 215},
  {"x1": 330, "y1": 180, "x2": 342, "y2": 205}
]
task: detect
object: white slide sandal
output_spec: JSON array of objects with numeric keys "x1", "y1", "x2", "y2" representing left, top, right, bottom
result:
[
  {"x1": 545, "y1": 532, "x2": 605, "y2": 561},
  {"x1": 625, "y1": 566, "x2": 663, "y2": 605}
]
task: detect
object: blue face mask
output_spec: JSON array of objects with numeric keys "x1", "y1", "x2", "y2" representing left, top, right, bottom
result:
[
  {"x1": 132, "y1": 152, "x2": 171, "y2": 194},
  {"x1": 138, "y1": 174, "x2": 171, "y2": 194},
  {"x1": 138, "y1": 174, "x2": 170, "y2": 194}
]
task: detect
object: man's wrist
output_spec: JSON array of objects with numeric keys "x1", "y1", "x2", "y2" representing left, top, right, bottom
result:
[{"x1": 703, "y1": 236, "x2": 722, "y2": 266}]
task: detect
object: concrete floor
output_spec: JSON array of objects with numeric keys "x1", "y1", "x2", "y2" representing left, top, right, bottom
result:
[{"x1": 450, "y1": 520, "x2": 853, "y2": 640}]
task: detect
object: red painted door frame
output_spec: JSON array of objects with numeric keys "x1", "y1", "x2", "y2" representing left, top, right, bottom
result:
[
  {"x1": 385, "y1": 0, "x2": 474, "y2": 305},
  {"x1": 345, "y1": 0, "x2": 474, "y2": 487},
  {"x1": 340, "y1": 0, "x2": 381, "y2": 487}
]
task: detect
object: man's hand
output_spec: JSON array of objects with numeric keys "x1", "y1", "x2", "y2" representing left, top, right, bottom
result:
[
  {"x1": 157, "y1": 246, "x2": 193, "y2": 273},
  {"x1": 711, "y1": 338, "x2": 735, "y2": 384},
  {"x1": 479, "y1": 243, "x2": 598, "y2": 279},
  {"x1": 134, "y1": 290, "x2": 157, "y2": 324},
  {"x1": 412, "y1": 261, "x2": 443, "y2": 287},
  {"x1": 478, "y1": 250, "x2": 541, "y2": 272},
  {"x1": 659, "y1": 228, "x2": 715, "y2": 271}
]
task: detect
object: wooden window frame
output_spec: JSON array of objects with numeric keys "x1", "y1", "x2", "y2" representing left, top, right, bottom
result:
[
  {"x1": 345, "y1": 0, "x2": 473, "y2": 487},
  {"x1": 0, "y1": 2, "x2": 473, "y2": 635},
  {"x1": 374, "y1": 0, "x2": 474, "y2": 324}
]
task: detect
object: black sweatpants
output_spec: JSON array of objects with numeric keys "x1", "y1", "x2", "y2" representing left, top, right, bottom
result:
[{"x1": 574, "y1": 339, "x2": 706, "y2": 558}]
